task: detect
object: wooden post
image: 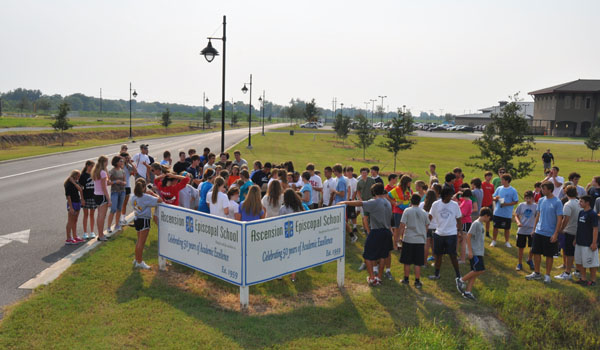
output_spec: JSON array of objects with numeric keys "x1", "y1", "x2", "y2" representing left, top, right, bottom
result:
[
  {"x1": 240, "y1": 286, "x2": 249, "y2": 308},
  {"x1": 337, "y1": 257, "x2": 345, "y2": 288},
  {"x1": 158, "y1": 256, "x2": 166, "y2": 271}
]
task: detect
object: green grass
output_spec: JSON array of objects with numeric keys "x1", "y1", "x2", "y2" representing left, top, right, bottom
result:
[
  {"x1": 1, "y1": 133, "x2": 599, "y2": 349},
  {"x1": 0, "y1": 116, "x2": 130, "y2": 128}
]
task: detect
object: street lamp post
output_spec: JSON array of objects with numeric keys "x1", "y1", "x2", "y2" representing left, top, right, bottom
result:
[
  {"x1": 200, "y1": 15, "x2": 226, "y2": 153},
  {"x1": 369, "y1": 99, "x2": 377, "y2": 124},
  {"x1": 258, "y1": 90, "x2": 265, "y2": 136},
  {"x1": 129, "y1": 82, "x2": 137, "y2": 139},
  {"x1": 202, "y1": 92, "x2": 209, "y2": 130},
  {"x1": 378, "y1": 95, "x2": 387, "y2": 124},
  {"x1": 340, "y1": 103, "x2": 344, "y2": 117},
  {"x1": 241, "y1": 74, "x2": 253, "y2": 149}
]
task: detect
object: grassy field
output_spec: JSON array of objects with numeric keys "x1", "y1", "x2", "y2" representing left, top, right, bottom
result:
[
  {"x1": 0, "y1": 115, "x2": 137, "y2": 128},
  {"x1": 1, "y1": 133, "x2": 599, "y2": 349}
]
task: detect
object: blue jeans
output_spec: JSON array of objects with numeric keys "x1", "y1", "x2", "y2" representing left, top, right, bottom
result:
[{"x1": 110, "y1": 191, "x2": 125, "y2": 213}]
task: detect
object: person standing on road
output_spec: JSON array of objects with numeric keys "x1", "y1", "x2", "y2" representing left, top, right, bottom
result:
[
  {"x1": 542, "y1": 149, "x2": 555, "y2": 174},
  {"x1": 92, "y1": 156, "x2": 111, "y2": 241},
  {"x1": 106, "y1": 156, "x2": 126, "y2": 234},
  {"x1": 132, "y1": 144, "x2": 151, "y2": 182},
  {"x1": 64, "y1": 170, "x2": 84, "y2": 245},
  {"x1": 79, "y1": 160, "x2": 97, "y2": 240}
]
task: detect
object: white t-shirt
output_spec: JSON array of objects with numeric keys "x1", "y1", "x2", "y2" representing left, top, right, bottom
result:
[
  {"x1": 430, "y1": 199, "x2": 462, "y2": 236},
  {"x1": 227, "y1": 200, "x2": 239, "y2": 220},
  {"x1": 132, "y1": 153, "x2": 150, "y2": 178},
  {"x1": 551, "y1": 176, "x2": 564, "y2": 198},
  {"x1": 207, "y1": 191, "x2": 229, "y2": 218},
  {"x1": 322, "y1": 177, "x2": 337, "y2": 206},
  {"x1": 179, "y1": 184, "x2": 199, "y2": 209},
  {"x1": 261, "y1": 194, "x2": 283, "y2": 218},
  {"x1": 346, "y1": 176, "x2": 358, "y2": 200},
  {"x1": 309, "y1": 175, "x2": 323, "y2": 205}
]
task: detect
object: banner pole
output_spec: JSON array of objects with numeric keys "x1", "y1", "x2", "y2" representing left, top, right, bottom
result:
[
  {"x1": 240, "y1": 286, "x2": 249, "y2": 308},
  {"x1": 337, "y1": 257, "x2": 345, "y2": 288}
]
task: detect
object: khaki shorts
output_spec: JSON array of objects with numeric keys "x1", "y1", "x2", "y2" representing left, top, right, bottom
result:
[{"x1": 575, "y1": 245, "x2": 600, "y2": 268}]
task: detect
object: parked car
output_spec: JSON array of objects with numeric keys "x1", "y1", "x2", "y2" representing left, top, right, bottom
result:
[
  {"x1": 456, "y1": 125, "x2": 474, "y2": 132},
  {"x1": 428, "y1": 125, "x2": 447, "y2": 132},
  {"x1": 300, "y1": 122, "x2": 318, "y2": 129}
]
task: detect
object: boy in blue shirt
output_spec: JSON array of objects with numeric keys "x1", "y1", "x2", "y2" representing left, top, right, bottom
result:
[{"x1": 491, "y1": 174, "x2": 519, "y2": 248}]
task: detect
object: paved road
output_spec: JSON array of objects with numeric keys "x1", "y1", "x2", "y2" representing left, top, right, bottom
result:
[{"x1": 0, "y1": 124, "x2": 284, "y2": 318}]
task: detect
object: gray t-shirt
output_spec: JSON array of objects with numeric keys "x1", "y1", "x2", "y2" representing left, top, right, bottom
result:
[
  {"x1": 472, "y1": 188, "x2": 483, "y2": 211},
  {"x1": 362, "y1": 197, "x2": 392, "y2": 230},
  {"x1": 594, "y1": 197, "x2": 600, "y2": 216},
  {"x1": 400, "y1": 206, "x2": 430, "y2": 244},
  {"x1": 109, "y1": 168, "x2": 126, "y2": 193},
  {"x1": 468, "y1": 219, "x2": 485, "y2": 256},
  {"x1": 562, "y1": 198, "x2": 581, "y2": 235},
  {"x1": 514, "y1": 202, "x2": 537, "y2": 235},
  {"x1": 130, "y1": 194, "x2": 159, "y2": 219}
]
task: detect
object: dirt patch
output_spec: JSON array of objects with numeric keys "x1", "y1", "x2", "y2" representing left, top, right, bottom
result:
[
  {"x1": 155, "y1": 268, "x2": 370, "y2": 315},
  {"x1": 576, "y1": 158, "x2": 600, "y2": 163},
  {"x1": 465, "y1": 312, "x2": 510, "y2": 340}
]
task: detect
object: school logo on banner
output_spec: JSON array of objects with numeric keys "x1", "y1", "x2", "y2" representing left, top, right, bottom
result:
[
  {"x1": 185, "y1": 216, "x2": 194, "y2": 233},
  {"x1": 284, "y1": 220, "x2": 294, "y2": 238}
]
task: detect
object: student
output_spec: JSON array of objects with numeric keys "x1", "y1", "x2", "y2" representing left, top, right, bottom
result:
[
  {"x1": 238, "y1": 169, "x2": 253, "y2": 202},
  {"x1": 298, "y1": 171, "x2": 313, "y2": 209},
  {"x1": 227, "y1": 165, "x2": 241, "y2": 188},
  {"x1": 321, "y1": 166, "x2": 336, "y2": 207},
  {"x1": 160, "y1": 150, "x2": 172, "y2": 166},
  {"x1": 425, "y1": 163, "x2": 438, "y2": 184},
  {"x1": 470, "y1": 178, "x2": 483, "y2": 222},
  {"x1": 79, "y1": 160, "x2": 97, "y2": 240},
  {"x1": 154, "y1": 172, "x2": 191, "y2": 207},
  {"x1": 332, "y1": 164, "x2": 347, "y2": 206},
  {"x1": 428, "y1": 187, "x2": 462, "y2": 282},
  {"x1": 178, "y1": 173, "x2": 200, "y2": 210},
  {"x1": 491, "y1": 174, "x2": 519, "y2": 248},
  {"x1": 555, "y1": 186, "x2": 581, "y2": 280},
  {"x1": 456, "y1": 207, "x2": 492, "y2": 300},
  {"x1": 587, "y1": 176, "x2": 600, "y2": 204},
  {"x1": 184, "y1": 148, "x2": 196, "y2": 163},
  {"x1": 278, "y1": 169, "x2": 289, "y2": 191},
  {"x1": 107, "y1": 156, "x2": 127, "y2": 233},
  {"x1": 306, "y1": 163, "x2": 323, "y2": 210},
  {"x1": 199, "y1": 147, "x2": 211, "y2": 167},
  {"x1": 458, "y1": 189, "x2": 473, "y2": 263},
  {"x1": 253, "y1": 162, "x2": 272, "y2": 195},
  {"x1": 203, "y1": 153, "x2": 217, "y2": 173},
  {"x1": 492, "y1": 168, "x2": 505, "y2": 189},
  {"x1": 186, "y1": 155, "x2": 202, "y2": 185},
  {"x1": 236, "y1": 185, "x2": 266, "y2": 222},
  {"x1": 398, "y1": 194, "x2": 430, "y2": 288},
  {"x1": 453, "y1": 168, "x2": 463, "y2": 193},
  {"x1": 514, "y1": 191, "x2": 537, "y2": 271},
  {"x1": 415, "y1": 180, "x2": 427, "y2": 201},
  {"x1": 173, "y1": 151, "x2": 190, "y2": 174},
  {"x1": 574, "y1": 195, "x2": 599, "y2": 286},
  {"x1": 279, "y1": 188, "x2": 306, "y2": 282},
  {"x1": 92, "y1": 156, "x2": 111, "y2": 241},
  {"x1": 443, "y1": 173, "x2": 456, "y2": 195},
  {"x1": 385, "y1": 174, "x2": 398, "y2": 193},
  {"x1": 207, "y1": 177, "x2": 229, "y2": 218},
  {"x1": 226, "y1": 187, "x2": 240, "y2": 220},
  {"x1": 198, "y1": 169, "x2": 216, "y2": 213},
  {"x1": 481, "y1": 171, "x2": 495, "y2": 237},
  {"x1": 340, "y1": 183, "x2": 393, "y2": 286},
  {"x1": 533, "y1": 182, "x2": 543, "y2": 203},
  {"x1": 132, "y1": 144, "x2": 151, "y2": 181},
  {"x1": 543, "y1": 166, "x2": 564, "y2": 198},
  {"x1": 262, "y1": 180, "x2": 283, "y2": 218},
  {"x1": 356, "y1": 167, "x2": 375, "y2": 236},
  {"x1": 130, "y1": 178, "x2": 162, "y2": 269},
  {"x1": 120, "y1": 152, "x2": 136, "y2": 227},
  {"x1": 526, "y1": 181, "x2": 563, "y2": 284},
  {"x1": 542, "y1": 149, "x2": 554, "y2": 173},
  {"x1": 215, "y1": 152, "x2": 229, "y2": 168},
  {"x1": 232, "y1": 150, "x2": 248, "y2": 168},
  {"x1": 370, "y1": 166, "x2": 383, "y2": 185},
  {"x1": 344, "y1": 166, "x2": 358, "y2": 231},
  {"x1": 421, "y1": 190, "x2": 438, "y2": 264},
  {"x1": 388, "y1": 175, "x2": 413, "y2": 248},
  {"x1": 64, "y1": 170, "x2": 84, "y2": 245},
  {"x1": 568, "y1": 172, "x2": 587, "y2": 198}
]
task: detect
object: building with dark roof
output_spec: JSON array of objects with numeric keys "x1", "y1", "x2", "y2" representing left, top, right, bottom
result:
[
  {"x1": 528, "y1": 79, "x2": 600, "y2": 136},
  {"x1": 454, "y1": 101, "x2": 533, "y2": 127}
]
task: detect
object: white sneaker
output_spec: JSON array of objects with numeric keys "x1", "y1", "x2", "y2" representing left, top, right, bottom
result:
[
  {"x1": 135, "y1": 261, "x2": 151, "y2": 270},
  {"x1": 82, "y1": 232, "x2": 89, "y2": 240},
  {"x1": 119, "y1": 218, "x2": 127, "y2": 225},
  {"x1": 554, "y1": 272, "x2": 572, "y2": 280},
  {"x1": 543, "y1": 275, "x2": 552, "y2": 284},
  {"x1": 505, "y1": 242, "x2": 512, "y2": 248},
  {"x1": 525, "y1": 272, "x2": 542, "y2": 280},
  {"x1": 490, "y1": 240, "x2": 497, "y2": 247},
  {"x1": 114, "y1": 225, "x2": 122, "y2": 232},
  {"x1": 107, "y1": 228, "x2": 114, "y2": 234},
  {"x1": 88, "y1": 232, "x2": 96, "y2": 239},
  {"x1": 573, "y1": 271, "x2": 581, "y2": 278}
]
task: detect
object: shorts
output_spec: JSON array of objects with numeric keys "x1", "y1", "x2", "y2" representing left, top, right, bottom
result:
[
  {"x1": 493, "y1": 215, "x2": 511, "y2": 230},
  {"x1": 557, "y1": 232, "x2": 566, "y2": 250},
  {"x1": 134, "y1": 218, "x2": 151, "y2": 232},
  {"x1": 125, "y1": 187, "x2": 131, "y2": 195},
  {"x1": 94, "y1": 194, "x2": 108, "y2": 206},
  {"x1": 516, "y1": 234, "x2": 532, "y2": 248},
  {"x1": 393, "y1": 213, "x2": 403, "y2": 228},
  {"x1": 563, "y1": 234, "x2": 575, "y2": 257},
  {"x1": 543, "y1": 162, "x2": 552, "y2": 169},
  {"x1": 427, "y1": 228, "x2": 435, "y2": 239},
  {"x1": 67, "y1": 202, "x2": 81, "y2": 212},
  {"x1": 400, "y1": 242, "x2": 425, "y2": 266},
  {"x1": 433, "y1": 233, "x2": 457, "y2": 256},
  {"x1": 575, "y1": 245, "x2": 600, "y2": 268},
  {"x1": 346, "y1": 206, "x2": 357, "y2": 219},
  {"x1": 82, "y1": 197, "x2": 97, "y2": 209},
  {"x1": 110, "y1": 191, "x2": 126, "y2": 213},
  {"x1": 362, "y1": 228, "x2": 394, "y2": 261},
  {"x1": 470, "y1": 256, "x2": 485, "y2": 272},
  {"x1": 531, "y1": 233, "x2": 558, "y2": 258},
  {"x1": 462, "y1": 222, "x2": 472, "y2": 233},
  {"x1": 309, "y1": 203, "x2": 319, "y2": 210}
]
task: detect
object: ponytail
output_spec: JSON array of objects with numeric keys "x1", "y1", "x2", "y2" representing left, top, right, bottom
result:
[
  {"x1": 212, "y1": 177, "x2": 225, "y2": 204},
  {"x1": 134, "y1": 178, "x2": 146, "y2": 197}
]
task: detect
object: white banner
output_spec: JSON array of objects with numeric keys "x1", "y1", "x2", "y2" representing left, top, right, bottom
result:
[
  {"x1": 157, "y1": 204, "x2": 243, "y2": 286},
  {"x1": 244, "y1": 206, "x2": 346, "y2": 286}
]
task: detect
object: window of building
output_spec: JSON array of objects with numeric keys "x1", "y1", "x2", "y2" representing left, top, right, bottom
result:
[
  {"x1": 564, "y1": 95, "x2": 571, "y2": 109},
  {"x1": 585, "y1": 97, "x2": 591, "y2": 109},
  {"x1": 575, "y1": 95, "x2": 582, "y2": 109}
]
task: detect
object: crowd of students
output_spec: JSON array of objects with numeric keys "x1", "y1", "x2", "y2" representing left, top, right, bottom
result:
[{"x1": 63, "y1": 144, "x2": 600, "y2": 299}]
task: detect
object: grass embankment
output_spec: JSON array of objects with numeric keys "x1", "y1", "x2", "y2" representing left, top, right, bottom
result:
[
  {"x1": 0, "y1": 115, "x2": 144, "y2": 128},
  {"x1": 1, "y1": 133, "x2": 599, "y2": 349}
]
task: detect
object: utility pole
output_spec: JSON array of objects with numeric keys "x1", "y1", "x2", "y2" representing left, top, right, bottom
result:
[
  {"x1": 364, "y1": 102, "x2": 370, "y2": 117},
  {"x1": 332, "y1": 97, "x2": 337, "y2": 122},
  {"x1": 100, "y1": 88, "x2": 102, "y2": 114},
  {"x1": 370, "y1": 99, "x2": 377, "y2": 124},
  {"x1": 378, "y1": 95, "x2": 387, "y2": 124}
]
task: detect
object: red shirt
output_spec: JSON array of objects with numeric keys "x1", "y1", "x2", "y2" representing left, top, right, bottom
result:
[
  {"x1": 534, "y1": 191, "x2": 541, "y2": 203},
  {"x1": 481, "y1": 181, "x2": 494, "y2": 207},
  {"x1": 154, "y1": 177, "x2": 190, "y2": 206},
  {"x1": 385, "y1": 184, "x2": 394, "y2": 192},
  {"x1": 454, "y1": 177, "x2": 463, "y2": 193}
]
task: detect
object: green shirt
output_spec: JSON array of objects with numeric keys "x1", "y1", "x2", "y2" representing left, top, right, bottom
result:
[
  {"x1": 357, "y1": 177, "x2": 376, "y2": 201},
  {"x1": 492, "y1": 177, "x2": 501, "y2": 190}
]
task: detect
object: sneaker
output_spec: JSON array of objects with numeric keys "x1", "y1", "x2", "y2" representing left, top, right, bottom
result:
[
  {"x1": 133, "y1": 259, "x2": 137, "y2": 266},
  {"x1": 427, "y1": 256, "x2": 435, "y2": 262},
  {"x1": 490, "y1": 240, "x2": 497, "y2": 247},
  {"x1": 576, "y1": 279, "x2": 588, "y2": 285},
  {"x1": 462, "y1": 292, "x2": 476, "y2": 300},
  {"x1": 97, "y1": 236, "x2": 108, "y2": 242},
  {"x1": 458, "y1": 260, "x2": 466, "y2": 264},
  {"x1": 135, "y1": 261, "x2": 151, "y2": 270},
  {"x1": 525, "y1": 272, "x2": 542, "y2": 280},
  {"x1": 120, "y1": 218, "x2": 127, "y2": 226},
  {"x1": 350, "y1": 234, "x2": 358, "y2": 243},
  {"x1": 375, "y1": 277, "x2": 383, "y2": 285},
  {"x1": 82, "y1": 232, "x2": 89, "y2": 240},
  {"x1": 543, "y1": 275, "x2": 551, "y2": 284},
  {"x1": 358, "y1": 262, "x2": 366, "y2": 271},
  {"x1": 73, "y1": 237, "x2": 84, "y2": 243},
  {"x1": 373, "y1": 267, "x2": 379, "y2": 276},
  {"x1": 88, "y1": 232, "x2": 96, "y2": 239},
  {"x1": 505, "y1": 242, "x2": 512, "y2": 248},
  {"x1": 384, "y1": 270, "x2": 393, "y2": 280},
  {"x1": 428, "y1": 275, "x2": 440, "y2": 280},
  {"x1": 107, "y1": 228, "x2": 114, "y2": 234},
  {"x1": 367, "y1": 276, "x2": 380, "y2": 286},
  {"x1": 401, "y1": 278, "x2": 410, "y2": 285},
  {"x1": 456, "y1": 277, "x2": 466, "y2": 294},
  {"x1": 352, "y1": 227, "x2": 358, "y2": 235},
  {"x1": 587, "y1": 281, "x2": 597, "y2": 287},
  {"x1": 414, "y1": 280, "x2": 423, "y2": 289},
  {"x1": 516, "y1": 263, "x2": 523, "y2": 271},
  {"x1": 557, "y1": 264, "x2": 565, "y2": 269},
  {"x1": 526, "y1": 260, "x2": 535, "y2": 270},
  {"x1": 65, "y1": 239, "x2": 76, "y2": 245},
  {"x1": 573, "y1": 271, "x2": 581, "y2": 278},
  {"x1": 114, "y1": 225, "x2": 122, "y2": 232},
  {"x1": 554, "y1": 272, "x2": 572, "y2": 280}
]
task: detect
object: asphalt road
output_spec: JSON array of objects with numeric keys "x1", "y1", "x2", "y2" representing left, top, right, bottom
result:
[{"x1": 0, "y1": 124, "x2": 284, "y2": 318}]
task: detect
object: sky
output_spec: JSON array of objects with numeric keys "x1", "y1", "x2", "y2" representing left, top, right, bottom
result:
[{"x1": 1, "y1": 0, "x2": 599, "y2": 115}]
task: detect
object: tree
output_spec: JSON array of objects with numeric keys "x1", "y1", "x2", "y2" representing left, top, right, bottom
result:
[
  {"x1": 52, "y1": 102, "x2": 73, "y2": 146},
  {"x1": 333, "y1": 113, "x2": 351, "y2": 143},
  {"x1": 36, "y1": 98, "x2": 52, "y2": 113},
  {"x1": 204, "y1": 111, "x2": 213, "y2": 128},
  {"x1": 352, "y1": 114, "x2": 376, "y2": 160},
  {"x1": 468, "y1": 95, "x2": 535, "y2": 179},
  {"x1": 17, "y1": 97, "x2": 29, "y2": 113},
  {"x1": 379, "y1": 110, "x2": 416, "y2": 172},
  {"x1": 161, "y1": 108, "x2": 172, "y2": 131},
  {"x1": 584, "y1": 126, "x2": 600, "y2": 160},
  {"x1": 304, "y1": 98, "x2": 318, "y2": 122},
  {"x1": 230, "y1": 111, "x2": 240, "y2": 126}
]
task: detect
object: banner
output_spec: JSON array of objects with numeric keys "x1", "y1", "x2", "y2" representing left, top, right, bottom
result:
[
  {"x1": 157, "y1": 204, "x2": 243, "y2": 286},
  {"x1": 244, "y1": 206, "x2": 346, "y2": 285}
]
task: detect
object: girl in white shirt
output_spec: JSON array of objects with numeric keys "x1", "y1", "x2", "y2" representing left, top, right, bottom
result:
[
  {"x1": 262, "y1": 180, "x2": 283, "y2": 218},
  {"x1": 207, "y1": 177, "x2": 229, "y2": 218}
]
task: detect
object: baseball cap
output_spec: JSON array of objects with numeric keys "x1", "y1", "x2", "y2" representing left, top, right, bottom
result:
[{"x1": 140, "y1": 144, "x2": 149, "y2": 149}]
